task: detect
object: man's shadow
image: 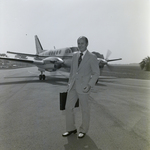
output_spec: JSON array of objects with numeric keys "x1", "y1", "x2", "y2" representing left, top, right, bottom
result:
[{"x1": 64, "y1": 134, "x2": 102, "y2": 150}]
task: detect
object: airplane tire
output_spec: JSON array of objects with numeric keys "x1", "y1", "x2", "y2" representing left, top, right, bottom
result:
[
  {"x1": 43, "y1": 75, "x2": 46, "y2": 80},
  {"x1": 39, "y1": 75, "x2": 42, "y2": 80}
]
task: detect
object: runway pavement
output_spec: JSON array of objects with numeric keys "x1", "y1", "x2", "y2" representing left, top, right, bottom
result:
[{"x1": 0, "y1": 67, "x2": 150, "y2": 150}]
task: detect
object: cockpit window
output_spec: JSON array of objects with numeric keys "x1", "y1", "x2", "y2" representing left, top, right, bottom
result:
[{"x1": 70, "y1": 47, "x2": 79, "y2": 52}]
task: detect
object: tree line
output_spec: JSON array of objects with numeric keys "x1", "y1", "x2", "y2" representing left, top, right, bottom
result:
[{"x1": 140, "y1": 56, "x2": 150, "y2": 71}]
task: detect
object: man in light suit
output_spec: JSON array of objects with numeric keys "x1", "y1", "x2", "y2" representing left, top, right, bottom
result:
[{"x1": 62, "y1": 36, "x2": 100, "y2": 138}]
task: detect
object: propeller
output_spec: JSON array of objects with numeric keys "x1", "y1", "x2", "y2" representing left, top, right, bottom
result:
[
  {"x1": 100, "y1": 50, "x2": 113, "y2": 75},
  {"x1": 96, "y1": 49, "x2": 122, "y2": 75},
  {"x1": 105, "y1": 50, "x2": 113, "y2": 69}
]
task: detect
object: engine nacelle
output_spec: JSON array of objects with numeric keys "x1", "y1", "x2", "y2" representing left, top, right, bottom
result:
[
  {"x1": 42, "y1": 57, "x2": 64, "y2": 71},
  {"x1": 54, "y1": 61, "x2": 63, "y2": 70},
  {"x1": 97, "y1": 58, "x2": 107, "y2": 68}
]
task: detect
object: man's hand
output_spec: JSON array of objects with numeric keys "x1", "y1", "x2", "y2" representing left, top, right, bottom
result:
[
  {"x1": 83, "y1": 85, "x2": 91, "y2": 93},
  {"x1": 67, "y1": 84, "x2": 70, "y2": 91}
]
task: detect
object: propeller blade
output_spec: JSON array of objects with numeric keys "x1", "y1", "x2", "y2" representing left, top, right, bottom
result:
[
  {"x1": 107, "y1": 58, "x2": 122, "y2": 62},
  {"x1": 106, "y1": 64, "x2": 113, "y2": 71},
  {"x1": 106, "y1": 50, "x2": 112, "y2": 60}
]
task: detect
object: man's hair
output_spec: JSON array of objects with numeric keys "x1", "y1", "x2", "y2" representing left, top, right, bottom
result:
[{"x1": 77, "y1": 36, "x2": 88, "y2": 44}]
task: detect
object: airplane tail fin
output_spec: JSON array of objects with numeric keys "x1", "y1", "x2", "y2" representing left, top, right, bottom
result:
[{"x1": 35, "y1": 35, "x2": 43, "y2": 54}]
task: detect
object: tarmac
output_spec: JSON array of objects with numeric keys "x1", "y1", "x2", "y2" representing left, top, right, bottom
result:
[{"x1": 0, "y1": 67, "x2": 150, "y2": 150}]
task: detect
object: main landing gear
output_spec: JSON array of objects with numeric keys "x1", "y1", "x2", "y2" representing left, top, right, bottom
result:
[{"x1": 39, "y1": 72, "x2": 46, "y2": 80}]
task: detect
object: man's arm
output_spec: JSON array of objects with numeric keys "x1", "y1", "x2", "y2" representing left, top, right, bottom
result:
[
  {"x1": 68, "y1": 54, "x2": 75, "y2": 87},
  {"x1": 88, "y1": 54, "x2": 100, "y2": 87}
]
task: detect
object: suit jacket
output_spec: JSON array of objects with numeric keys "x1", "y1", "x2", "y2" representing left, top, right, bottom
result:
[{"x1": 68, "y1": 50, "x2": 100, "y2": 94}]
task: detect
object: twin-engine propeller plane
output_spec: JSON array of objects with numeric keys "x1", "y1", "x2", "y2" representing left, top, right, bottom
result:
[{"x1": 0, "y1": 35, "x2": 122, "y2": 80}]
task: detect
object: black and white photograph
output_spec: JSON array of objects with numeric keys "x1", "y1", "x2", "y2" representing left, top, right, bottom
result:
[{"x1": 0, "y1": 0, "x2": 150, "y2": 149}]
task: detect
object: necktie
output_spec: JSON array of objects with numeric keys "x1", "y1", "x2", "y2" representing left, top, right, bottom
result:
[{"x1": 78, "y1": 52, "x2": 83, "y2": 67}]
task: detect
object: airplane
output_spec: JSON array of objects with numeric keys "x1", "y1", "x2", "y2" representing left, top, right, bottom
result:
[{"x1": 0, "y1": 35, "x2": 122, "y2": 80}]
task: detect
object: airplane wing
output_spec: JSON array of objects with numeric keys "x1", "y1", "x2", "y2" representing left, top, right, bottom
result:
[
  {"x1": 0, "y1": 56, "x2": 63, "y2": 67},
  {"x1": 7, "y1": 51, "x2": 49, "y2": 58},
  {"x1": 7, "y1": 51, "x2": 38, "y2": 57},
  {"x1": 0, "y1": 57, "x2": 34, "y2": 64},
  {"x1": 107, "y1": 58, "x2": 122, "y2": 62}
]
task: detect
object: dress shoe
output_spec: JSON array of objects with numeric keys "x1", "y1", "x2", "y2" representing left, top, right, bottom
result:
[
  {"x1": 62, "y1": 129, "x2": 77, "y2": 137},
  {"x1": 78, "y1": 132, "x2": 86, "y2": 138}
]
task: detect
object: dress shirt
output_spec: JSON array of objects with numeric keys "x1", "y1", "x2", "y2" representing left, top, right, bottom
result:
[{"x1": 81, "y1": 49, "x2": 87, "y2": 59}]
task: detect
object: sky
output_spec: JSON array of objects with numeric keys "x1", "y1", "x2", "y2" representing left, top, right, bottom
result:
[{"x1": 0, "y1": 0, "x2": 150, "y2": 64}]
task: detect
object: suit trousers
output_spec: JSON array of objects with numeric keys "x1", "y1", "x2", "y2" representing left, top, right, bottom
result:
[{"x1": 65, "y1": 83, "x2": 90, "y2": 133}]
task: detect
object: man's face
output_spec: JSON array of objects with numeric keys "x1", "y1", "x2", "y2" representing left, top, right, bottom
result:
[{"x1": 77, "y1": 38, "x2": 88, "y2": 52}]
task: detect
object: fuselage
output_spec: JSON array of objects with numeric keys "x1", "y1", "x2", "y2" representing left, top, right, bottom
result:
[
  {"x1": 35, "y1": 47, "x2": 79, "y2": 71},
  {"x1": 37, "y1": 47, "x2": 78, "y2": 58}
]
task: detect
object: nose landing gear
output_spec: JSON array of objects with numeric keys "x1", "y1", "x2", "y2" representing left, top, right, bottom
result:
[{"x1": 39, "y1": 72, "x2": 46, "y2": 80}]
